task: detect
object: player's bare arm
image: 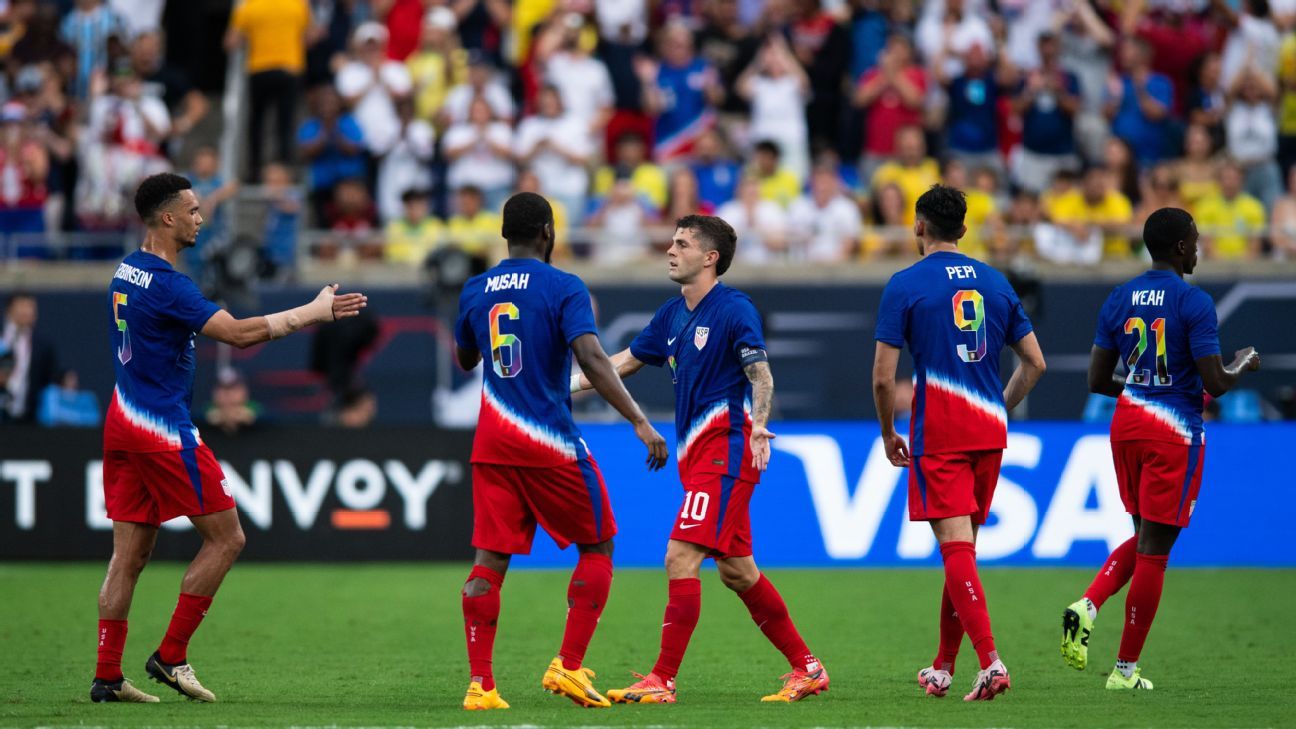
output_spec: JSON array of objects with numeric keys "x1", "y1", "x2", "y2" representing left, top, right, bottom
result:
[
  {"x1": 202, "y1": 285, "x2": 367, "y2": 349},
  {"x1": 572, "y1": 347, "x2": 646, "y2": 391},
  {"x1": 570, "y1": 334, "x2": 669, "y2": 471},
  {"x1": 744, "y1": 360, "x2": 776, "y2": 471},
  {"x1": 1087, "y1": 345, "x2": 1125, "y2": 397},
  {"x1": 455, "y1": 342, "x2": 482, "y2": 371},
  {"x1": 871, "y1": 341, "x2": 910, "y2": 467},
  {"x1": 1003, "y1": 332, "x2": 1047, "y2": 411},
  {"x1": 1195, "y1": 347, "x2": 1261, "y2": 398}
]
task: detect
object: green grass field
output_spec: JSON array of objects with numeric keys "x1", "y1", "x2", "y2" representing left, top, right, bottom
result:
[{"x1": 1, "y1": 563, "x2": 1291, "y2": 729}]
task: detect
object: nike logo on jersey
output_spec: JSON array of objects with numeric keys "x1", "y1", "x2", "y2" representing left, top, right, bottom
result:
[
  {"x1": 667, "y1": 337, "x2": 676, "y2": 345},
  {"x1": 677, "y1": 523, "x2": 700, "y2": 530}
]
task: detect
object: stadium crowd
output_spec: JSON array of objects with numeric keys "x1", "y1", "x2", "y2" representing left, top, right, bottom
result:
[{"x1": 3, "y1": 0, "x2": 1296, "y2": 267}]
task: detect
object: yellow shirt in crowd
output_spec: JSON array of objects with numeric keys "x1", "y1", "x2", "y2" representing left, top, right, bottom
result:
[
  {"x1": 447, "y1": 211, "x2": 504, "y2": 261},
  {"x1": 1193, "y1": 192, "x2": 1265, "y2": 260},
  {"x1": 1046, "y1": 190, "x2": 1135, "y2": 258},
  {"x1": 593, "y1": 164, "x2": 669, "y2": 211},
  {"x1": 959, "y1": 189, "x2": 997, "y2": 259},
  {"x1": 408, "y1": 49, "x2": 469, "y2": 121},
  {"x1": 872, "y1": 159, "x2": 941, "y2": 224},
  {"x1": 754, "y1": 168, "x2": 801, "y2": 209},
  {"x1": 384, "y1": 218, "x2": 444, "y2": 264},
  {"x1": 230, "y1": 0, "x2": 311, "y2": 75}
]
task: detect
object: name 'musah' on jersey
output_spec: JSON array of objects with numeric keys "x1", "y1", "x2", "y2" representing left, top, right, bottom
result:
[
  {"x1": 484, "y1": 272, "x2": 530, "y2": 292},
  {"x1": 113, "y1": 262, "x2": 154, "y2": 289}
]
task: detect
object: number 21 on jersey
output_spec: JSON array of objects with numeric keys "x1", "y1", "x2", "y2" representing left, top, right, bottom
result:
[
  {"x1": 1124, "y1": 317, "x2": 1171, "y2": 386},
  {"x1": 490, "y1": 302, "x2": 522, "y2": 378}
]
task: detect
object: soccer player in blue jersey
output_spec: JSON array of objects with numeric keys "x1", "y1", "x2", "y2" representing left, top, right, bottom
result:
[
  {"x1": 872, "y1": 185, "x2": 1047, "y2": 701},
  {"x1": 453, "y1": 192, "x2": 669, "y2": 710},
  {"x1": 94, "y1": 173, "x2": 367, "y2": 704},
  {"x1": 1060, "y1": 208, "x2": 1260, "y2": 690},
  {"x1": 574, "y1": 215, "x2": 829, "y2": 705}
]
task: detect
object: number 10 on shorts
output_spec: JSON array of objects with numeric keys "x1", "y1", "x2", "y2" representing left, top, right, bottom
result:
[{"x1": 680, "y1": 491, "x2": 710, "y2": 521}]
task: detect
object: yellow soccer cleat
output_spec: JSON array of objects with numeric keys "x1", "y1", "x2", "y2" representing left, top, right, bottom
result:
[
  {"x1": 462, "y1": 681, "x2": 510, "y2": 710},
  {"x1": 541, "y1": 657, "x2": 611, "y2": 708},
  {"x1": 1106, "y1": 667, "x2": 1153, "y2": 690},
  {"x1": 606, "y1": 671, "x2": 677, "y2": 704},
  {"x1": 1061, "y1": 599, "x2": 1095, "y2": 670},
  {"x1": 760, "y1": 664, "x2": 830, "y2": 703}
]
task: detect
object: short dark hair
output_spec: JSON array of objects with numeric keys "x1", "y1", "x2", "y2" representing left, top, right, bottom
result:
[
  {"x1": 676, "y1": 214, "x2": 737, "y2": 275},
  {"x1": 501, "y1": 191, "x2": 553, "y2": 242},
  {"x1": 1143, "y1": 207, "x2": 1195, "y2": 261},
  {"x1": 135, "y1": 173, "x2": 192, "y2": 223},
  {"x1": 914, "y1": 184, "x2": 967, "y2": 242},
  {"x1": 754, "y1": 139, "x2": 781, "y2": 157},
  {"x1": 401, "y1": 188, "x2": 430, "y2": 203}
]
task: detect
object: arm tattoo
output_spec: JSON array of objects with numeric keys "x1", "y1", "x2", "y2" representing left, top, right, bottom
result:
[{"x1": 743, "y1": 361, "x2": 774, "y2": 428}]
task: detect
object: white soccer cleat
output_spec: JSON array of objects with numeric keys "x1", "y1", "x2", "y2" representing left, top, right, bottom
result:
[
  {"x1": 917, "y1": 666, "x2": 952, "y2": 697},
  {"x1": 963, "y1": 659, "x2": 1010, "y2": 701}
]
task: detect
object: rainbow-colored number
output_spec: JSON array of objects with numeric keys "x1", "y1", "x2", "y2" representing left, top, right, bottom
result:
[
  {"x1": 1123, "y1": 317, "x2": 1172, "y2": 386},
  {"x1": 952, "y1": 290, "x2": 986, "y2": 363},
  {"x1": 113, "y1": 292, "x2": 131, "y2": 365},
  {"x1": 489, "y1": 302, "x2": 522, "y2": 378}
]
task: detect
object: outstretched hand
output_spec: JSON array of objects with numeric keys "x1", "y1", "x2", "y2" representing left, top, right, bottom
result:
[{"x1": 319, "y1": 284, "x2": 368, "y2": 321}]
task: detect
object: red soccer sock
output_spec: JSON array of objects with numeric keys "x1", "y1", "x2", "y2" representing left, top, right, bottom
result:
[
  {"x1": 158, "y1": 593, "x2": 213, "y2": 665},
  {"x1": 1083, "y1": 536, "x2": 1138, "y2": 611},
  {"x1": 738, "y1": 574, "x2": 818, "y2": 673},
  {"x1": 933, "y1": 585, "x2": 964, "y2": 673},
  {"x1": 463, "y1": 565, "x2": 504, "y2": 691},
  {"x1": 651, "y1": 578, "x2": 701, "y2": 681},
  {"x1": 940, "y1": 541, "x2": 998, "y2": 670},
  {"x1": 1117, "y1": 552, "x2": 1170, "y2": 663},
  {"x1": 560, "y1": 552, "x2": 613, "y2": 670},
  {"x1": 96, "y1": 619, "x2": 128, "y2": 681}
]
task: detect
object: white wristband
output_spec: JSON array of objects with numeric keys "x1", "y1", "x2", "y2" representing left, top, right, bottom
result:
[{"x1": 570, "y1": 374, "x2": 582, "y2": 393}]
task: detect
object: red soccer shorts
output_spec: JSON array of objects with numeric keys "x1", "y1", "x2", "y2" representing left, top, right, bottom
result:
[
  {"x1": 471, "y1": 457, "x2": 617, "y2": 555},
  {"x1": 908, "y1": 449, "x2": 1004, "y2": 524},
  {"x1": 103, "y1": 445, "x2": 236, "y2": 527},
  {"x1": 1111, "y1": 439, "x2": 1205, "y2": 528},
  {"x1": 670, "y1": 473, "x2": 755, "y2": 559}
]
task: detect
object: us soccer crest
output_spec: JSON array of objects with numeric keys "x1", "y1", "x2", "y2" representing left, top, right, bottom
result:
[{"x1": 694, "y1": 326, "x2": 710, "y2": 350}]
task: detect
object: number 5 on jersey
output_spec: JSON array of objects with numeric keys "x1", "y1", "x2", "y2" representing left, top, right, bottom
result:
[
  {"x1": 113, "y1": 292, "x2": 132, "y2": 365},
  {"x1": 490, "y1": 302, "x2": 522, "y2": 378}
]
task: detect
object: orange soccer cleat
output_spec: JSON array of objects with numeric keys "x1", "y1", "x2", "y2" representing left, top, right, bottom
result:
[
  {"x1": 606, "y1": 671, "x2": 677, "y2": 704},
  {"x1": 760, "y1": 663, "x2": 830, "y2": 703}
]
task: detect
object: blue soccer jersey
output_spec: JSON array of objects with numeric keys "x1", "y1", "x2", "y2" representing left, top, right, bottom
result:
[
  {"x1": 630, "y1": 283, "x2": 766, "y2": 483},
  {"x1": 1094, "y1": 269, "x2": 1219, "y2": 445},
  {"x1": 875, "y1": 251, "x2": 1034, "y2": 456},
  {"x1": 104, "y1": 251, "x2": 221, "y2": 452},
  {"x1": 455, "y1": 258, "x2": 598, "y2": 467}
]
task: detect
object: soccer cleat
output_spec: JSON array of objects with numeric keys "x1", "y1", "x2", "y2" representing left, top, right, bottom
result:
[
  {"x1": 963, "y1": 659, "x2": 1011, "y2": 701},
  {"x1": 1106, "y1": 667, "x2": 1154, "y2": 690},
  {"x1": 760, "y1": 664, "x2": 830, "y2": 702},
  {"x1": 463, "y1": 681, "x2": 510, "y2": 709},
  {"x1": 917, "y1": 666, "x2": 952, "y2": 697},
  {"x1": 1061, "y1": 599, "x2": 1094, "y2": 670},
  {"x1": 144, "y1": 651, "x2": 216, "y2": 702},
  {"x1": 90, "y1": 677, "x2": 160, "y2": 703},
  {"x1": 541, "y1": 657, "x2": 611, "y2": 708},
  {"x1": 606, "y1": 672, "x2": 677, "y2": 704}
]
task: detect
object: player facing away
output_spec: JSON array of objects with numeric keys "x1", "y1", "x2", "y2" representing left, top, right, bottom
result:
[
  {"x1": 453, "y1": 192, "x2": 669, "y2": 710},
  {"x1": 872, "y1": 185, "x2": 1047, "y2": 702},
  {"x1": 1060, "y1": 208, "x2": 1260, "y2": 690},
  {"x1": 93, "y1": 173, "x2": 367, "y2": 704},
  {"x1": 573, "y1": 215, "x2": 830, "y2": 704}
]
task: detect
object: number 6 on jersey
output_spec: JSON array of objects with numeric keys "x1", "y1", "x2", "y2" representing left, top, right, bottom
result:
[{"x1": 490, "y1": 302, "x2": 522, "y2": 378}]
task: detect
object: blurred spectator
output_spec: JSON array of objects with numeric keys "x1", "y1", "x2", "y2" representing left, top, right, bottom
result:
[
  {"x1": 1104, "y1": 136, "x2": 1142, "y2": 207},
  {"x1": 3, "y1": 293, "x2": 56, "y2": 423},
  {"x1": 717, "y1": 175, "x2": 788, "y2": 264},
  {"x1": 854, "y1": 33, "x2": 925, "y2": 174},
  {"x1": 787, "y1": 166, "x2": 862, "y2": 263},
  {"x1": 1136, "y1": 162, "x2": 1187, "y2": 227},
  {"x1": 184, "y1": 145, "x2": 238, "y2": 274},
  {"x1": 593, "y1": 131, "x2": 668, "y2": 213},
  {"x1": 0, "y1": 103, "x2": 48, "y2": 240},
  {"x1": 1271, "y1": 165, "x2": 1296, "y2": 258},
  {"x1": 407, "y1": 7, "x2": 467, "y2": 123},
  {"x1": 1194, "y1": 160, "x2": 1265, "y2": 260},
  {"x1": 871, "y1": 125, "x2": 939, "y2": 224},
  {"x1": 665, "y1": 166, "x2": 713, "y2": 221},
  {"x1": 514, "y1": 84, "x2": 593, "y2": 223},
  {"x1": 848, "y1": 0, "x2": 906, "y2": 82},
  {"x1": 204, "y1": 368, "x2": 260, "y2": 436},
  {"x1": 1187, "y1": 52, "x2": 1226, "y2": 147},
  {"x1": 695, "y1": 0, "x2": 760, "y2": 116},
  {"x1": 110, "y1": 0, "x2": 164, "y2": 37},
  {"x1": 445, "y1": 185, "x2": 502, "y2": 260},
  {"x1": 376, "y1": 96, "x2": 434, "y2": 223},
  {"x1": 382, "y1": 0, "x2": 430, "y2": 61},
  {"x1": 11, "y1": 3, "x2": 73, "y2": 69},
  {"x1": 1226, "y1": 65, "x2": 1282, "y2": 211},
  {"x1": 454, "y1": 0, "x2": 509, "y2": 64},
  {"x1": 1281, "y1": 33, "x2": 1296, "y2": 174},
  {"x1": 690, "y1": 127, "x2": 741, "y2": 209},
  {"x1": 0, "y1": 346, "x2": 12, "y2": 423},
  {"x1": 37, "y1": 368, "x2": 100, "y2": 427},
  {"x1": 1058, "y1": 0, "x2": 1115, "y2": 160},
  {"x1": 337, "y1": 21, "x2": 414, "y2": 156},
  {"x1": 60, "y1": 0, "x2": 128, "y2": 99},
  {"x1": 1011, "y1": 31, "x2": 1081, "y2": 193},
  {"x1": 441, "y1": 52, "x2": 514, "y2": 125},
  {"x1": 535, "y1": 12, "x2": 615, "y2": 134},
  {"x1": 861, "y1": 181, "x2": 909, "y2": 258},
  {"x1": 261, "y1": 162, "x2": 302, "y2": 271},
  {"x1": 312, "y1": 307, "x2": 379, "y2": 407},
  {"x1": 298, "y1": 85, "x2": 366, "y2": 224},
  {"x1": 443, "y1": 95, "x2": 515, "y2": 210},
  {"x1": 638, "y1": 20, "x2": 722, "y2": 162},
  {"x1": 322, "y1": 178, "x2": 380, "y2": 259},
  {"x1": 748, "y1": 138, "x2": 800, "y2": 208},
  {"x1": 1177, "y1": 123, "x2": 1222, "y2": 208},
  {"x1": 783, "y1": 0, "x2": 850, "y2": 156},
  {"x1": 943, "y1": 159, "x2": 998, "y2": 259},
  {"x1": 79, "y1": 62, "x2": 170, "y2": 229},
  {"x1": 0, "y1": 0, "x2": 36, "y2": 57},
  {"x1": 1218, "y1": 0, "x2": 1281, "y2": 88},
  {"x1": 736, "y1": 34, "x2": 811, "y2": 181},
  {"x1": 998, "y1": 188, "x2": 1044, "y2": 259},
  {"x1": 587, "y1": 176, "x2": 656, "y2": 263},
  {"x1": 916, "y1": 0, "x2": 994, "y2": 79},
  {"x1": 1105, "y1": 38, "x2": 1175, "y2": 166},
  {"x1": 516, "y1": 168, "x2": 569, "y2": 247},
  {"x1": 385, "y1": 187, "x2": 442, "y2": 264},
  {"x1": 1040, "y1": 166, "x2": 1134, "y2": 264},
  {"x1": 1130, "y1": 3, "x2": 1214, "y2": 117},
  {"x1": 226, "y1": 0, "x2": 311, "y2": 180},
  {"x1": 936, "y1": 41, "x2": 1006, "y2": 173},
  {"x1": 130, "y1": 31, "x2": 208, "y2": 155}
]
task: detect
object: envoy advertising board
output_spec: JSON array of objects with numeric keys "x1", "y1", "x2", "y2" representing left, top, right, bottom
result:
[{"x1": 0, "y1": 424, "x2": 1290, "y2": 565}]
